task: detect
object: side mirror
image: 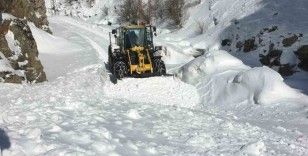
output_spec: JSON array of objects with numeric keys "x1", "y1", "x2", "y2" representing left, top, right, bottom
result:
[
  {"x1": 155, "y1": 46, "x2": 162, "y2": 51},
  {"x1": 112, "y1": 29, "x2": 117, "y2": 34}
]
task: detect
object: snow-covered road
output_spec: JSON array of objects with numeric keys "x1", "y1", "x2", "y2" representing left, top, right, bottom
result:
[{"x1": 1, "y1": 16, "x2": 307, "y2": 155}]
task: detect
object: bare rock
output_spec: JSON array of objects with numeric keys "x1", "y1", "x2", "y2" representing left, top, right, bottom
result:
[
  {"x1": 278, "y1": 64, "x2": 296, "y2": 77},
  {"x1": 236, "y1": 41, "x2": 243, "y2": 51},
  {"x1": 221, "y1": 39, "x2": 232, "y2": 47},
  {"x1": 0, "y1": 0, "x2": 51, "y2": 33},
  {"x1": 243, "y1": 37, "x2": 257, "y2": 53},
  {"x1": 0, "y1": 19, "x2": 46, "y2": 83},
  {"x1": 295, "y1": 45, "x2": 308, "y2": 71},
  {"x1": 259, "y1": 49, "x2": 282, "y2": 67},
  {"x1": 282, "y1": 34, "x2": 298, "y2": 47}
]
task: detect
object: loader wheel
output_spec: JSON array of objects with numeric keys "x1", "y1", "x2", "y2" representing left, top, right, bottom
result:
[
  {"x1": 108, "y1": 46, "x2": 113, "y2": 71},
  {"x1": 113, "y1": 61, "x2": 127, "y2": 79},
  {"x1": 153, "y1": 58, "x2": 166, "y2": 76}
]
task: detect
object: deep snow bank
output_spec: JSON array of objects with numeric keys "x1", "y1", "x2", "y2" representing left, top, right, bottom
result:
[
  {"x1": 178, "y1": 50, "x2": 307, "y2": 105},
  {"x1": 177, "y1": 50, "x2": 248, "y2": 84}
]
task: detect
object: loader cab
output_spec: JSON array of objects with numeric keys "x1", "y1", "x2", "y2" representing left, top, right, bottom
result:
[
  {"x1": 124, "y1": 28, "x2": 146, "y2": 49},
  {"x1": 112, "y1": 25, "x2": 156, "y2": 51}
]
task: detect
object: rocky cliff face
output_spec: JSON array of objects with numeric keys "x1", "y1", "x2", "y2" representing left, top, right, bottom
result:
[
  {"x1": 0, "y1": 0, "x2": 50, "y2": 32},
  {"x1": 0, "y1": 0, "x2": 48, "y2": 83},
  {"x1": 221, "y1": 27, "x2": 304, "y2": 76}
]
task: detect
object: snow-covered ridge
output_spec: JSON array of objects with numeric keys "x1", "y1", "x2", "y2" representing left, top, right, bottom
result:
[{"x1": 178, "y1": 50, "x2": 307, "y2": 105}]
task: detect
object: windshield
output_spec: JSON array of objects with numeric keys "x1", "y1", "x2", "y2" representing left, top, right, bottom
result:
[{"x1": 125, "y1": 28, "x2": 145, "y2": 48}]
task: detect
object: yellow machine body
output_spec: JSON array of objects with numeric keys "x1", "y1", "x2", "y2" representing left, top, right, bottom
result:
[{"x1": 127, "y1": 46, "x2": 153, "y2": 75}]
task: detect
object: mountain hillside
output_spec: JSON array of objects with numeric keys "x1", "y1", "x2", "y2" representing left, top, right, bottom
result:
[
  {"x1": 158, "y1": 0, "x2": 308, "y2": 93},
  {"x1": 0, "y1": 0, "x2": 307, "y2": 155},
  {"x1": 169, "y1": 0, "x2": 308, "y2": 74},
  {"x1": 45, "y1": 0, "x2": 308, "y2": 75}
]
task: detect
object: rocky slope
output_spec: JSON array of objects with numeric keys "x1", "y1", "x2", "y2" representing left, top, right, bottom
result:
[
  {"x1": 0, "y1": 0, "x2": 48, "y2": 83},
  {"x1": 163, "y1": 0, "x2": 308, "y2": 77},
  {"x1": 1, "y1": 0, "x2": 51, "y2": 32}
]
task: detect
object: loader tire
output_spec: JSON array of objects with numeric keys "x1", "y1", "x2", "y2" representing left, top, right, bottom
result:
[
  {"x1": 113, "y1": 61, "x2": 127, "y2": 79},
  {"x1": 153, "y1": 58, "x2": 166, "y2": 76},
  {"x1": 108, "y1": 46, "x2": 113, "y2": 71}
]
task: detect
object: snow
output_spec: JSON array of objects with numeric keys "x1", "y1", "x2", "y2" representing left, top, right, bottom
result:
[
  {"x1": 2, "y1": 13, "x2": 17, "y2": 20},
  {"x1": 1, "y1": 3, "x2": 308, "y2": 155},
  {"x1": 126, "y1": 109, "x2": 142, "y2": 120},
  {"x1": 238, "y1": 140, "x2": 266, "y2": 156},
  {"x1": 177, "y1": 49, "x2": 307, "y2": 106},
  {"x1": 0, "y1": 52, "x2": 14, "y2": 73},
  {"x1": 155, "y1": 0, "x2": 308, "y2": 94},
  {"x1": 5, "y1": 30, "x2": 21, "y2": 56},
  {"x1": 104, "y1": 76, "x2": 200, "y2": 108}
]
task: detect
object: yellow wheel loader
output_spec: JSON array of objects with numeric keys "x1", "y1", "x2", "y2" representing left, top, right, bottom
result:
[{"x1": 108, "y1": 24, "x2": 166, "y2": 79}]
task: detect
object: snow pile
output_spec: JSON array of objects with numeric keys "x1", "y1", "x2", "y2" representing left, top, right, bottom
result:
[
  {"x1": 0, "y1": 52, "x2": 14, "y2": 72},
  {"x1": 157, "y1": 42, "x2": 195, "y2": 65},
  {"x1": 126, "y1": 109, "x2": 142, "y2": 120},
  {"x1": 233, "y1": 67, "x2": 302, "y2": 104},
  {"x1": 178, "y1": 50, "x2": 307, "y2": 105},
  {"x1": 104, "y1": 77, "x2": 200, "y2": 108},
  {"x1": 238, "y1": 141, "x2": 266, "y2": 156},
  {"x1": 177, "y1": 50, "x2": 248, "y2": 83}
]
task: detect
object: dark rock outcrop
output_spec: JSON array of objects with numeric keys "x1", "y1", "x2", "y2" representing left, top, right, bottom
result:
[
  {"x1": 0, "y1": 0, "x2": 50, "y2": 32},
  {"x1": 278, "y1": 64, "x2": 296, "y2": 76},
  {"x1": 221, "y1": 39, "x2": 232, "y2": 47},
  {"x1": 236, "y1": 41, "x2": 243, "y2": 51},
  {"x1": 221, "y1": 24, "x2": 302, "y2": 76},
  {"x1": 260, "y1": 49, "x2": 282, "y2": 67},
  {"x1": 295, "y1": 45, "x2": 308, "y2": 71},
  {"x1": 0, "y1": 19, "x2": 46, "y2": 83},
  {"x1": 243, "y1": 37, "x2": 257, "y2": 53},
  {"x1": 282, "y1": 34, "x2": 298, "y2": 47},
  {"x1": 0, "y1": 0, "x2": 48, "y2": 83}
]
